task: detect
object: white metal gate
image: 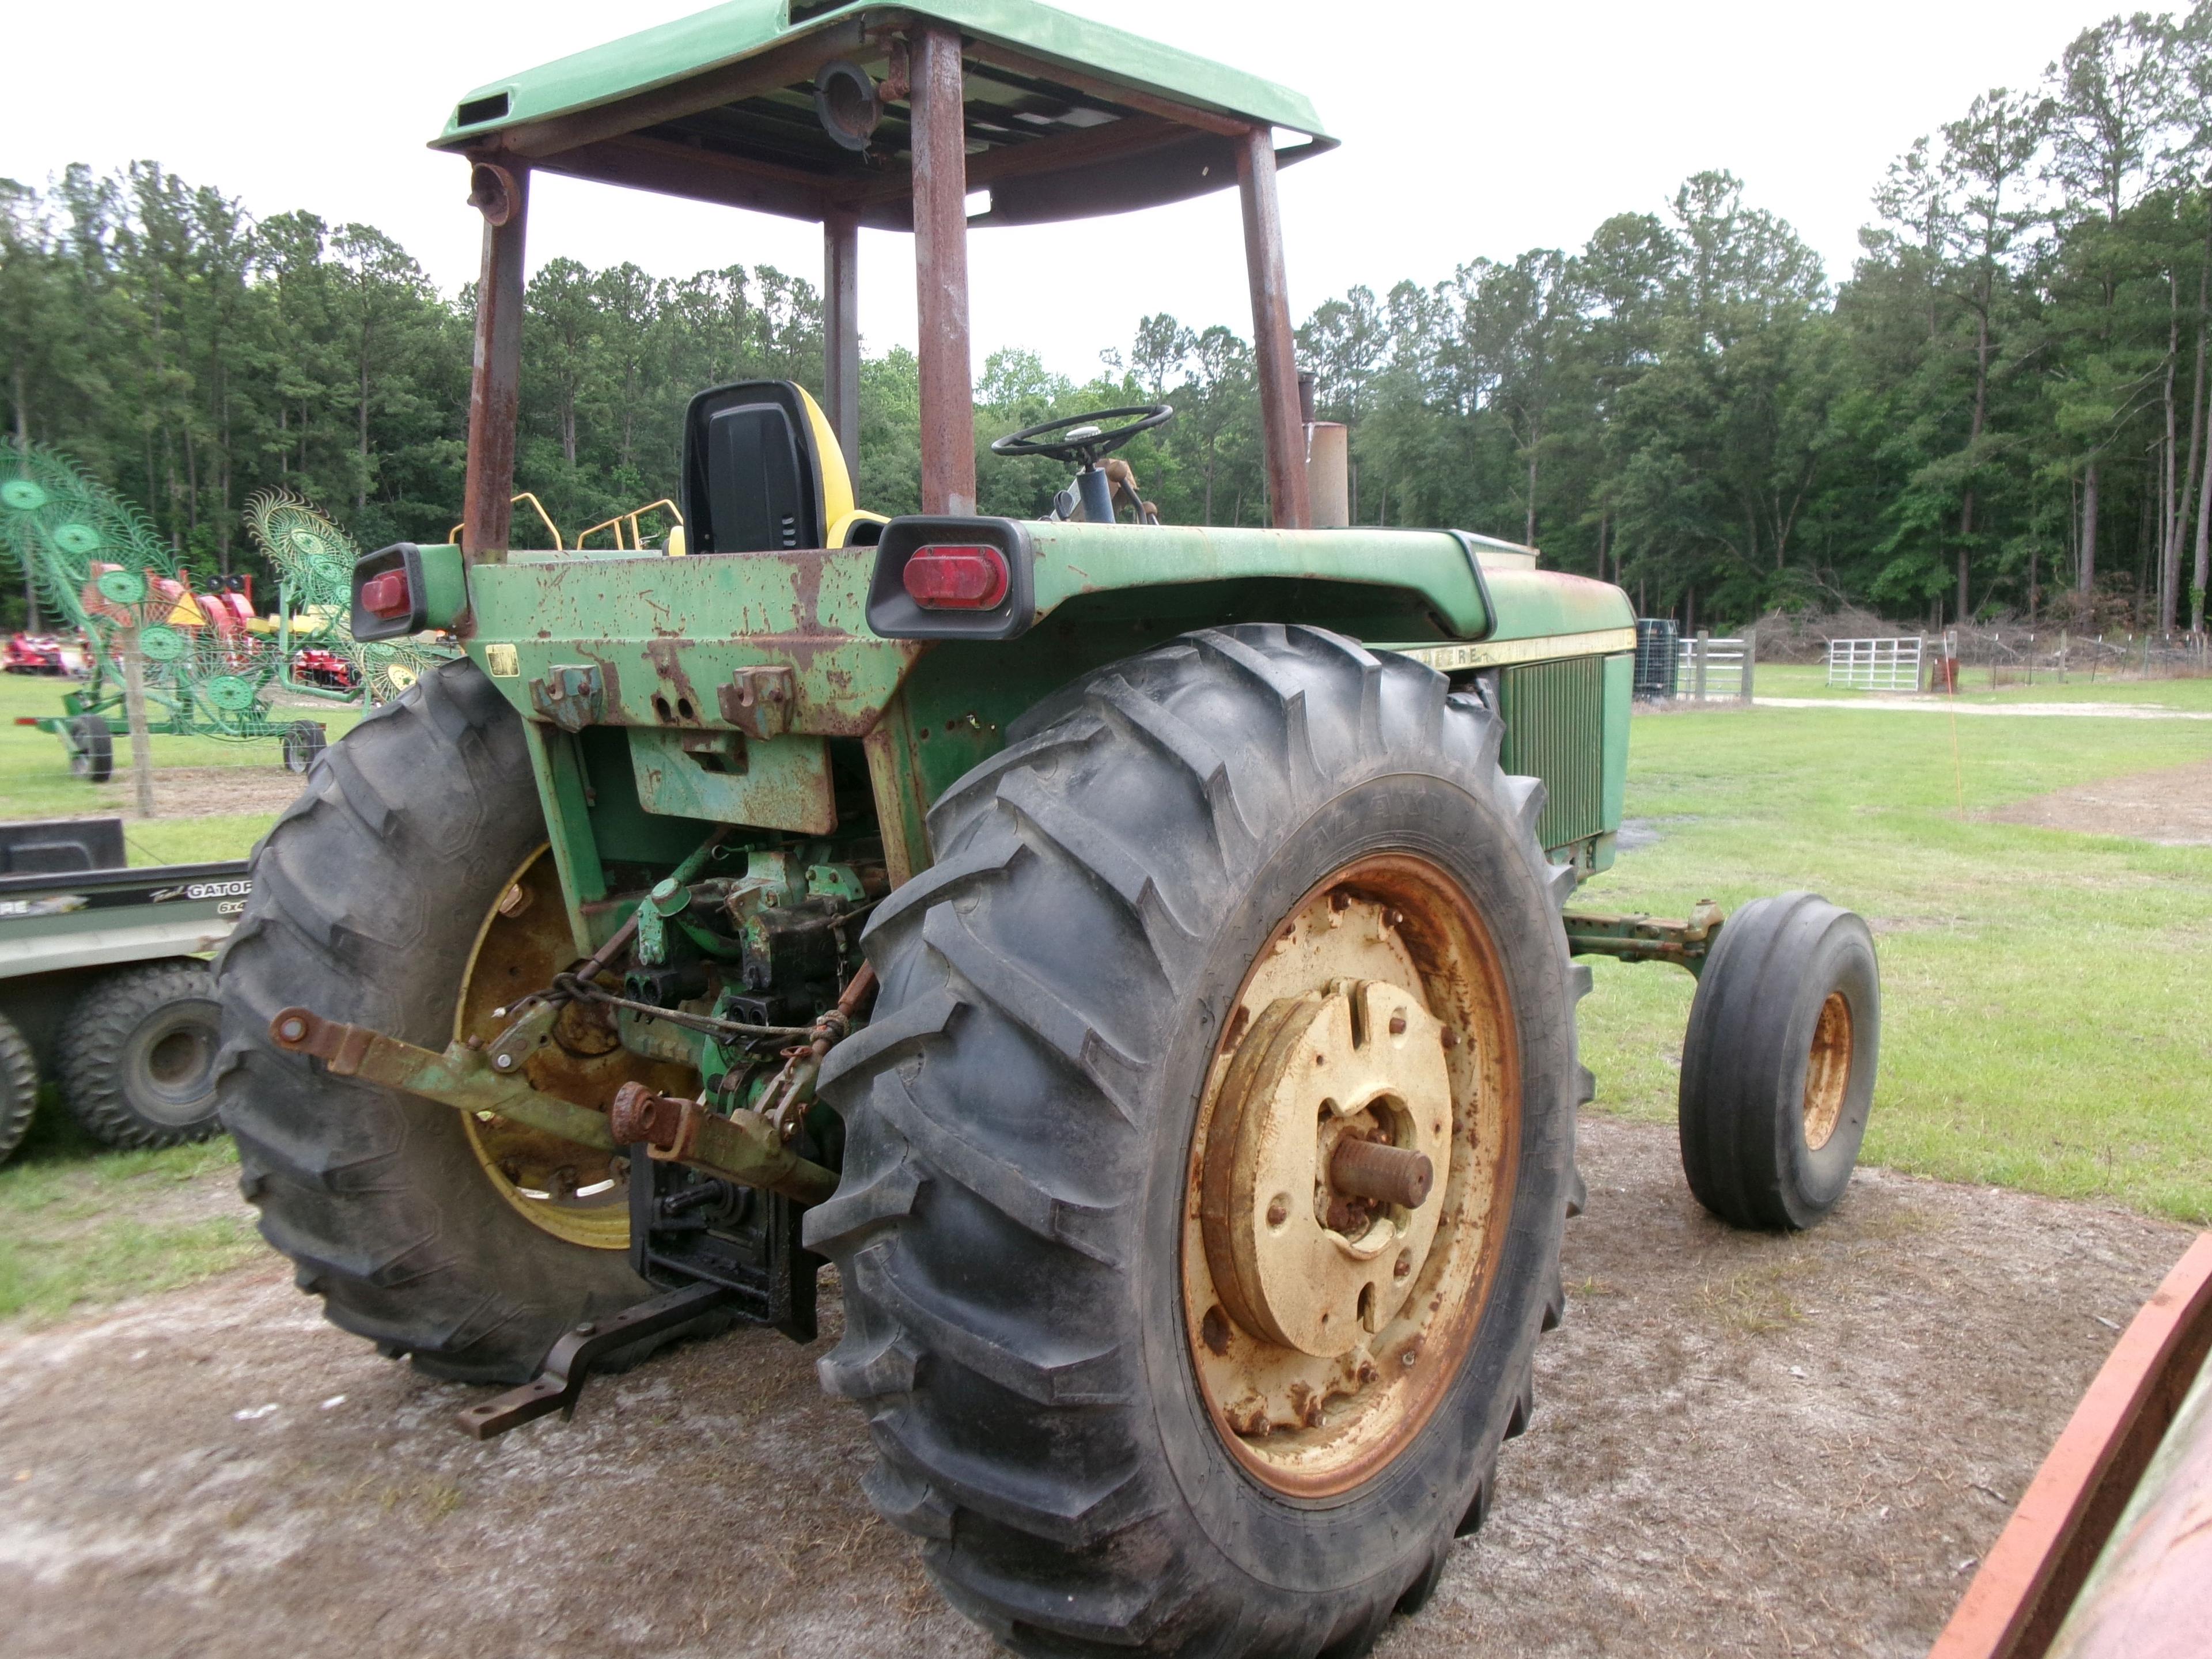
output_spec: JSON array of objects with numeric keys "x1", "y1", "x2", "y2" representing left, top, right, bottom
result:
[
  {"x1": 1825, "y1": 637, "x2": 1925, "y2": 692},
  {"x1": 1676, "y1": 634, "x2": 1751, "y2": 701}
]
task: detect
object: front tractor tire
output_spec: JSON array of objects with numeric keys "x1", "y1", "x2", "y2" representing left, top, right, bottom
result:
[
  {"x1": 1677, "y1": 893, "x2": 1880, "y2": 1230},
  {"x1": 809, "y1": 625, "x2": 1588, "y2": 1658},
  {"x1": 215, "y1": 659, "x2": 657, "y2": 1382}
]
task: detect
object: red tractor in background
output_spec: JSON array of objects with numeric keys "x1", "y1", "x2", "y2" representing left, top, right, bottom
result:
[{"x1": 3, "y1": 633, "x2": 79, "y2": 675}]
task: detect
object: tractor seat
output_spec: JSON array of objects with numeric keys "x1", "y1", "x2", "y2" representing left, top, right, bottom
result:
[{"x1": 679, "y1": 380, "x2": 866, "y2": 554}]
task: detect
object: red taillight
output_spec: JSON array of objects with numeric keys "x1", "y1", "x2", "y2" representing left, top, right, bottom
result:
[
  {"x1": 902, "y1": 544, "x2": 1008, "y2": 610},
  {"x1": 360, "y1": 570, "x2": 413, "y2": 619}
]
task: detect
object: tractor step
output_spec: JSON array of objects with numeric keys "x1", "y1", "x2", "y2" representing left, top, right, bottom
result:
[{"x1": 456, "y1": 1279, "x2": 736, "y2": 1440}]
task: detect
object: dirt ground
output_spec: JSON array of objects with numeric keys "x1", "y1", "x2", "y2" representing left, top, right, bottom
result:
[
  {"x1": 1983, "y1": 756, "x2": 2212, "y2": 846},
  {"x1": 0, "y1": 1116, "x2": 2190, "y2": 1659},
  {"x1": 44, "y1": 766, "x2": 308, "y2": 823}
]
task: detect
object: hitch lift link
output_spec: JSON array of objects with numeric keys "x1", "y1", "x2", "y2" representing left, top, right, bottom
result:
[{"x1": 266, "y1": 1005, "x2": 836, "y2": 1202}]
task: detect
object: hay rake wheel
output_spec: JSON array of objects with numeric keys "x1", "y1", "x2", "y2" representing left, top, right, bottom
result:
[
  {"x1": 246, "y1": 487, "x2": 454, "y2": 707},
  {"x1": 1, "y1": 445, "x2": 298, "y2": 767}
]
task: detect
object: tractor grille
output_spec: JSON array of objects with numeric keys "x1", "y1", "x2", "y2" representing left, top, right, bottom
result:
[{"x1": 1498, "y1": 657, "x2": 1607, "y2": 854}]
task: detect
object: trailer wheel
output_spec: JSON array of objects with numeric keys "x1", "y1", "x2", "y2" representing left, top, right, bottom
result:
[
  {"x1": 215, "y1": 658, "x2": 684, "y2": 1384},
  {"x1": 0, "y1": 1010, "x2": 36, "y2": 1166},
  {"x1": 280, "y1": 721, "x2": 327, "y2": 775},
  {"x1": 55, "y1": 963, "x2": 224, "y2": 1148},
  {"x1": 811, "y1": 625, "x2": 1585, "y2": 1657},
  {"x1": 1678, "y1": 892, "x2": 1879, "y2": 1230},
  {"x1": 65, "y1": 714, "x2": 112, "y2": 783}
]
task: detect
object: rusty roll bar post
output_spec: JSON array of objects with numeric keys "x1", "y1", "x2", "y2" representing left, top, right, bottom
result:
[
  {"x1": 910, "y1": 24, "x2": 977, "y2": 517},
  {"x1": 461, "y1": 158, "x2": 530, "y2": 570},
  {"x1": 823, "y1": 207, "x2": 862, "y2": 475},
  {"x1": 1237, "y1": 126, "x2": 1310, "y2": 531}
]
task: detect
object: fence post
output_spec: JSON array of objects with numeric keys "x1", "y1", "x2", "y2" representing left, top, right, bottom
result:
[
  {"x1": 1694, "y1": 628, "x2": 1709, "y2": 701},
  {"x1": 1741, "y1": 624, "x2": 1756, "y2": 704}
]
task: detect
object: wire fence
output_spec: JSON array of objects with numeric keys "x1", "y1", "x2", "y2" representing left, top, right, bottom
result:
[{"x1": 1936, "y1": 627, "x2": 2212, "y2": 687}]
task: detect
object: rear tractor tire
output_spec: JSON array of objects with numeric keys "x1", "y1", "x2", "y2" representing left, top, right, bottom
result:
[
  {"x1": 215, "y1": 658, "x2": 677, "y2": 1383},
  {"x1": 56, "y1": 962, "x2": 224, "y2": 1149},
  {"x1": 810, "y1": 624, "x2": 1588, "y2": 1658},
  {"x1": 1678, "y1": 892, "x2": 1880, "y2": 1230}
]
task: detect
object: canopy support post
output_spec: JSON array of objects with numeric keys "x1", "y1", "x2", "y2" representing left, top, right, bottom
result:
[
  {"x1": 823, "y1": 209, "x2": 861, "y2": 474},
  {"x1": 1237, "y1": 128, "x2": 1309, "y2": 531},
  {"x1": 910, "y1": 24, "x2": 976, "y2": 516},
  {"x1": 462, "y1": 159, "x2": 530, "y2": 569}
]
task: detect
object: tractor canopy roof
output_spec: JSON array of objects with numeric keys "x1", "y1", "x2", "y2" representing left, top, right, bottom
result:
[{"x1": 430, "y1": 0, "x2": 1334, "y2": 230}]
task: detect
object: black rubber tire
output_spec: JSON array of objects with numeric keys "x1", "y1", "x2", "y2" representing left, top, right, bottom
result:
[
  {"x1": 54, "y1": 962, "x2": 224, "y2": 1148},
  {"x1": 66, "y1": 714, "x2": 112, "y2": 783},
  {"x1": 281, "y1": 721, "x2": 327, "y2": 775},
  {"x1": 1678, "y1": 892, "x2": 1880, "y2": 1231},
  {"x1": 808, "y1": 624, "x2": 1588, "y2": 1658},
  {"x1": 214, "y1": 658, "x2": 656, "y2": 1383},
  {"x1": 0, "y1": 1009, "x2": 37, "y2": 1166}
]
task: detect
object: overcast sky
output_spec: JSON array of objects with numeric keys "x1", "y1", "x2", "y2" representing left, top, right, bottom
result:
[{"x1": 3, "y1": 1, "x2": 2126, "y2": 380}]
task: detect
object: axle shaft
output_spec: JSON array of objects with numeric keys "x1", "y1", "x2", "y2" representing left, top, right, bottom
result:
[{"x1": 1330, "y1": 1138, "x2": 1434, "y2": 1209}]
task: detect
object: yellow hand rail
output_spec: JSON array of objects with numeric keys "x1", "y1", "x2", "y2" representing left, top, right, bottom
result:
[
  {"x1": 575, "y1": 498, "x2": 685, "y2": 554},
  {"x1": 449, "y1": 493, "x2": 566, "y2": 551}
]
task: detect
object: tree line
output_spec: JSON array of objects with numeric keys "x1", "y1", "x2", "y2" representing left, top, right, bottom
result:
[{"x1": 3, "y1": 6, "x2": 2210, "y2": 634}]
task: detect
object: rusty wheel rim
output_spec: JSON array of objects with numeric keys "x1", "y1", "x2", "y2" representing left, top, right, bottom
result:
[
  {"x1": 1801, "y1": 991, "x2": 1853, "y2": 1152},
  {"x1": 454, "y1": 847, "x2": 689, "y2": 1250},
  {"x1": 1182, "y1": 854, "x2": 1521, "y2": 1498}
]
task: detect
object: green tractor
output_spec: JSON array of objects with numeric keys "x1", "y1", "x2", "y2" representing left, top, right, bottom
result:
[{"x1": 216, "y1": 5, "x2": 1881, "y2": 1653}]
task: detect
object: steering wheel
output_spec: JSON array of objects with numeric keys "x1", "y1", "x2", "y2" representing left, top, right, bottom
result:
[{"x1": 990, "y1": 404, "x2": 1174, "y2": 466}]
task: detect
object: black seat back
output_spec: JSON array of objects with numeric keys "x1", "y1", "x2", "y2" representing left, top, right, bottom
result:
[{"x1": 680, "y1": 381, "x2": 826, "y2": 554}]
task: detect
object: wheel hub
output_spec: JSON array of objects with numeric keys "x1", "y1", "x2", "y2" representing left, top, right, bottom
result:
[
  {"x1": 455, "y1": 846, "x2": 694, "y2": 1249},
  {"x1": 1181, "y1": 856, "x2": 1521, "y2": 1497},
  {"x1": 1802, "y1": 990, "x2": 1853, "y2": 1150},
  {"x1": 1199, "y1": 981, "x2": 1448, "y2": 1358}
]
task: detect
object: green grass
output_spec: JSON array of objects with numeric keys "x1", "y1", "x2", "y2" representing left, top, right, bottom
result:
[
  {"x1": 1579, "y1": 698, "x2": 2212, "y2": 1225},
  {"x1": 2, "y1": 662, "x2": 2208, "y2": 1327},
  {"x1": 0, "y1": 1104, "x2": 256, "y2": 1327},
  {"x1": 0, "y1": 671, "x2": 305, "y2": 1324},
  {"x1": 0, "y1": 669, "x2": 359, "y2": 835}
]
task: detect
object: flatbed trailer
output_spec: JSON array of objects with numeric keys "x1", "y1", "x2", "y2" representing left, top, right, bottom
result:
[{"x1": 0, "y1": 818, "x2": 244, "y2": 1161}]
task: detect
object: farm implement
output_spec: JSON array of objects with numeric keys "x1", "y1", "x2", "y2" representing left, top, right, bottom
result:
[
  {"x1": 0, "y1": 451, "x2": 449, "y2": 777},
  {"x1": 214, "y1": 5, "x2": 1884, "y2": 1656}
]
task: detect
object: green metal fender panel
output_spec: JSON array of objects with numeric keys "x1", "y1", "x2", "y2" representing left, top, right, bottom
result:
[
  {"x1": 458, "y1": 521, "x2": 1548, "y2": 739},
  {"x1": 455, "y1": 524, "x2": 1635, "y2": 931}
]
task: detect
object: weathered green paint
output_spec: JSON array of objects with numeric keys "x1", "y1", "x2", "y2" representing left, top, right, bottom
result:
[
  {"x1": 462, "y1": 522, "x2": 1541, "y2": 740},
  {"x1": 461, "y1": 519, "x2": 1636, "y2": 899},
  {"x1": 1601, "y1": 651, "x2": 1632, "y2": 836},
  {"x1": 1562, "y1": 902, "x2": 1726, "y2": 978},
  {"x1": 1027, "y1": 522, "x2": 1494, "y2": 638},
  {"x1": 416, "y1": 541, "x2": 468, "y2": 629},
  {"x1": 468, "y1": 547, "x2": 912, "y2": 737},
  {"x1": 281, "y1": 1002, "x2": 835, "y2": 1200},
  {"x1": 630, "y1": 726, "x2": 838, "y2": 833},
  {"x1": 435, "y1": 0, "x2": 1331, "y2": 153},
  {"x1": 522, "y1": 723, "x2": 610, "y2": 956},
  {"x1": 1499, "y1": 656, "x2": 1607, "y2": 857},
  {"x1": 300, "y1": 1014, "x2": 623, "y2": 1151},
  {"x1": 667, "y1": 1103, "x2": 840, "y2": 1206}
]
